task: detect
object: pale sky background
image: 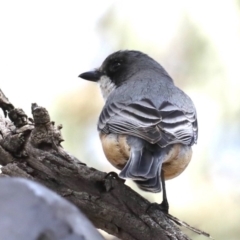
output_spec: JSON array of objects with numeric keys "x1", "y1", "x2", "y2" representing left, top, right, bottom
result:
[{"x1": 1, "y1": 1, "x2": 240, "y2": 239}]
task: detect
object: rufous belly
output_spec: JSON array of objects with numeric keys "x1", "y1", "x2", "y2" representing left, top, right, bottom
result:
[
  {"x1": 100, "y1": 133, "x2": 130, "y2": 170},
  {"x1": 100, "y1": 133, "x2": 192, "y2": 179},
  {"x1": 162, "y1": 144, "x2": 192, "y2": 180}
]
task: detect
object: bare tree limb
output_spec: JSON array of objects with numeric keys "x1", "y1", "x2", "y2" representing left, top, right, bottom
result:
[{"x1": 0, "y1": 88, "x2": 211, "y2": 240}]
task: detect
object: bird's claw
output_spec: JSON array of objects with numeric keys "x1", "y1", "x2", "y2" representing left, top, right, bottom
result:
[
  {"x1": 105, "y1": 171, "x2": 125, "y2": 183},
  {"x1": 146, "y1": 202, "x2": 169, "y2": 214}
]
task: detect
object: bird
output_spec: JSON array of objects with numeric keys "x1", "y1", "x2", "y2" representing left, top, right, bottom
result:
[{"x1": 79, "y1": 50, "x2": 198, "y2": 213}]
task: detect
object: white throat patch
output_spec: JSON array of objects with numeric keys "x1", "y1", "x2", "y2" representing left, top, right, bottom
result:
[{"x1": 98, "y1": 75, "x2": 116, "y2": 101}]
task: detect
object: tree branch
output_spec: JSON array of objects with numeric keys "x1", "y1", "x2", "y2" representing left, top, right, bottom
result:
[{"x1": 0, "y1": 88, "x2": 211, "y2": 240}]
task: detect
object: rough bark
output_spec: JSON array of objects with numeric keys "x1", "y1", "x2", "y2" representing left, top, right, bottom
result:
[{"x1": 0, "y1": 89, "x2": 210, "y2": 240}]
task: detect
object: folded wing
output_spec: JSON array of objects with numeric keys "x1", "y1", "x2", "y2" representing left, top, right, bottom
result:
[{"x1": 98, "y1": 98, "x2": 198, "y2": 147}]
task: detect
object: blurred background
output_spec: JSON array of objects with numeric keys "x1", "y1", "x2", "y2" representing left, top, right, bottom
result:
[{"x1": 1, "y1": 0, "x2": 240, "y2": 239}]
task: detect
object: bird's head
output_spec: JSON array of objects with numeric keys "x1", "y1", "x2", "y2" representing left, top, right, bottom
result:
[{"x1": 79, "y1": 50, "x2": 165, "y2": 100}]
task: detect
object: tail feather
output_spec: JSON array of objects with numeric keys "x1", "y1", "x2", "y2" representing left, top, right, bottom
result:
[
  {"x1": 119, "y1": 149, "x2": 158, "y2": 180},
  {"x1": 119, "y1": 136, "x2": 170, "y2": 192},
  {"x1": 135, "y1": 168, "x2": 162, "y2": 193}
]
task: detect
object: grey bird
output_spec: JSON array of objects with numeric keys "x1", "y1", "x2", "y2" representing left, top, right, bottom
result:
[{"x1": 79, "y1": 50, "x2": 198, "y2": 212}]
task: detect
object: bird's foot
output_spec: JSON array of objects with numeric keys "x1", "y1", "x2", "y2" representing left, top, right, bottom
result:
[
  {"x1": 104, "y1": 171, "x2": 126, "y2": 192},
  {"x1": 159, "y1": 198, "x2": 169, "y2": 213},
  {"x1": 104, "y1": 171, "x2": 125, "y2": 183},
  {"x1": 105, "y1": 171, "x2": 119, "y2": 180},
  {"x1": 146, "y1": 201, "x2": 169, "y2": 214}
]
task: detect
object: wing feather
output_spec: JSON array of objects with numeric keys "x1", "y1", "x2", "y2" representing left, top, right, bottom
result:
[{"x1": 98, "y1": 99, "x2": 198, "y2": 147}]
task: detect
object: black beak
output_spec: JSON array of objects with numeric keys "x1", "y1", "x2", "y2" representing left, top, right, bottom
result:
[{"x1": 78, "y1": 70, "x2": 103, "y2": 82}]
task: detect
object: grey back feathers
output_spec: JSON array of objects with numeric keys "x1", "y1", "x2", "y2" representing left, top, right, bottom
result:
[{"x1": 98, "y1": 68, "x2": 198, "y2": 147}]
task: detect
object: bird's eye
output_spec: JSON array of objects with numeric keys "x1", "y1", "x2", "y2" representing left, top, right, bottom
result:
[{"x1": 110, "y1": 61, "x2": 121, "y2": 72}]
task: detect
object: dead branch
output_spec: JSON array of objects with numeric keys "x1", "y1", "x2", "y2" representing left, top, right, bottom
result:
[{"x1": 0, "y1": 88, "x2": 211, "y2": 240}]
